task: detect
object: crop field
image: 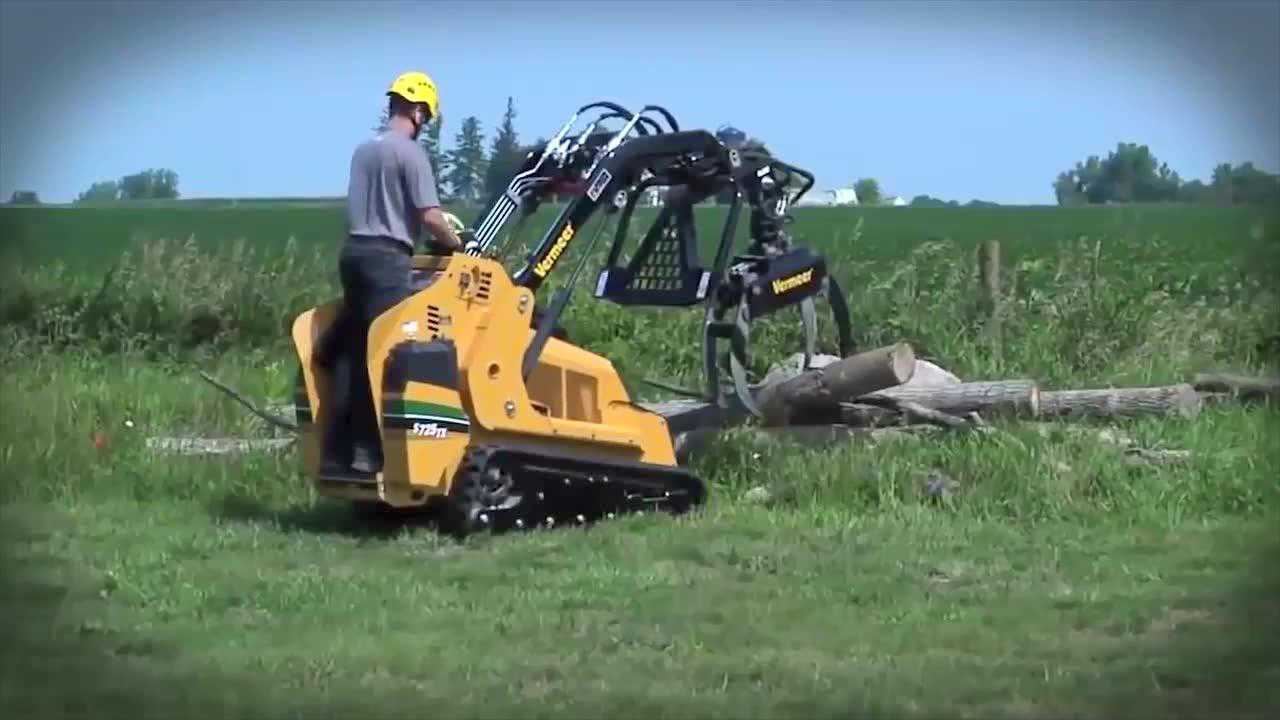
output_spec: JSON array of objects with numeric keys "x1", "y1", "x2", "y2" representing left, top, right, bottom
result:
[
  {"x1": 2, "y1": 201, "x2": 1272, "y2": 276},
  {"x1": 1, "y1": 202, "x2": 1278, "y2": 718}
]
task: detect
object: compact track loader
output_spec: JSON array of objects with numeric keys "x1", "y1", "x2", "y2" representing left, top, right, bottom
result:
[
  {"x1": 291, "y1": 101, "x2": 852, "y2": 535},
  {"x1": 291, "y1": 103, "x2": 708, "y2": 535}
]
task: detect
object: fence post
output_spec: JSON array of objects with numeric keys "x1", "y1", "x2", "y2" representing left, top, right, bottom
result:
[{"x1": 978, "y1": 239, "x2": 1002, "y2": 365}]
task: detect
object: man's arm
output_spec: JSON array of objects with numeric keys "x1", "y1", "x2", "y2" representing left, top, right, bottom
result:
[
  {"x1": 421, "y1": 207, "x2": 463, "y2": 251},
  {"x1": 404, "y1": 143, "x2": 462, "y2": 251}
]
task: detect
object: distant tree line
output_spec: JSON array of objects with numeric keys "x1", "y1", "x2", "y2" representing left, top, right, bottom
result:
[
  {"x1": 55, "y1": 120, "x2": 1273, "y2": 211},
  {"x1": 1053, "y1": 142, "x2": 1279, "y2": 206},
  {"x1": 74, "y1": 169, "x2": 180, "y2": 203},
  {"x1": 907, "y1": 195, "x2": 999, "y2": 208}
]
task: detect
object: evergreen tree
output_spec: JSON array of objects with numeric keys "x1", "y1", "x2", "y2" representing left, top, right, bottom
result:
[
  {"x1": 444, "y1": 116, "x2": 488, "y2": 206},
  {"x1": 421, "y1": 117, "x2": 444, "y2": 185},
  {"x1": 483, "y1": 97, "x2": 524, "y2": 202}
]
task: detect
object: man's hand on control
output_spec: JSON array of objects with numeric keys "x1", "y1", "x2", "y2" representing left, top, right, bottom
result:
[
  {"x1": 421, "y1": 207, "x2": 466, "y2": 251},
  {"x1": 442, "y1": 211, "x2": 465, "y2": 234},
  {"x1": 443, "y1": 211, "x2": 470, "y2": 252}
]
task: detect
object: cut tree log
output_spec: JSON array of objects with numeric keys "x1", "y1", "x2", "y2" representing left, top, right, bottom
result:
[
  {"x1": 860, "y1": 380, "x2": 1041, "y2": 419},
  {"x1": 1038, "y1": 384, "x2": 1202, "y2": 420},
  {"x1": 755, "y1": 343, "x2": 917, "y2": 426},
  {"x1": 904, "y1": 360, "x2": 962, "y2": 387},
  {"x1": 1191, "y1": 372, "x2": 1280, "y2": 403}
]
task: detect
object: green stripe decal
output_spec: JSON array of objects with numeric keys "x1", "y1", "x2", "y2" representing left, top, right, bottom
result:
[{"x1": 383, "y1": 399, "x2": 469, "y2": 422}]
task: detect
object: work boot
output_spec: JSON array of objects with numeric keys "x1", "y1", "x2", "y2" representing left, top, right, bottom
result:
[
  {"x1": 350, "y1": 445, "x2": 381, "y2": 475},
  {"x1": 319, "y1": 444, "x2": 353, "y2": 477}
]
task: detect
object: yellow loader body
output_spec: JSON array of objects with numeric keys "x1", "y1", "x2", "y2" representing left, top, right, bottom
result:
[{"x1": 290, "y1": 253, "x2": 697, "y2": 527}]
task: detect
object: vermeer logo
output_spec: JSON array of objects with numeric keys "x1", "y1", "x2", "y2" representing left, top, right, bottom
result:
[
  {"x1": 533, "y1": 223, "x2": 575, "y2": 278},
  {"x1": 771, "y1": 269, "x2": 814, "y2": 294}
]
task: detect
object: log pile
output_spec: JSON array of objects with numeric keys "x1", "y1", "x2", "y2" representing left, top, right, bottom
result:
[
  {"x1": 745, "y1": 342, "x2": 1275, "y2": 432},
  {"x1": 661, "y1": 342, "x2": 1277, "y2": 463}
]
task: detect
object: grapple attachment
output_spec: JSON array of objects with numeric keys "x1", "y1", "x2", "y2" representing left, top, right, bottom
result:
[
  {"x1": 596, "y1": 142, "x2": 855, "y2": 416},
  {"x1": 594, "y1": 190, "x2": 715, "y2": 307}
]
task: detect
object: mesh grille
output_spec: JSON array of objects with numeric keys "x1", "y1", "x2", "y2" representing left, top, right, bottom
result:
[{"x1": 626, "y1": 235, "x2": 686, "y2": 292}]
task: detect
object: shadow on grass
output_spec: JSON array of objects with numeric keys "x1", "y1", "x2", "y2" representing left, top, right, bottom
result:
[
  {"x1": 211, "y1": 492, "x2": 454, "y2": 541},
  {"x1": 0, "y1": 504, "x2": 296, "y2": 718},
  {"x1": 1096, "y1": 520, "x2": 1280, "y2": 719}
]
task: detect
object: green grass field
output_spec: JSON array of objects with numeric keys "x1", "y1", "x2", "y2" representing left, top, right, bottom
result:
[
  {"x1": 3, "y1": 201, "x2": 1272, "y2": 278},
  {"x1": 1, "y1": 203, "x2": 1278, "y2": 718}
]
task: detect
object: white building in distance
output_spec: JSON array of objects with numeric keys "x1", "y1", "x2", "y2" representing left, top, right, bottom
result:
[{"x1": 796, "y1": 186, "x2": 859, "y2": 206}]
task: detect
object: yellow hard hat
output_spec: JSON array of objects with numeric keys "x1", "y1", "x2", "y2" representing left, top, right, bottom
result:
[{"x1": 387, "y1": 71, "x2": 439, "y2": 119}]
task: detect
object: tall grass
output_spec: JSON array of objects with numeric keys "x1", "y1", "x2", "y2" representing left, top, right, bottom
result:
[
  {"x1": 5, "y1": 215, "x2": 1272, "y2": 390},
  {"x1": 3, "y1": 348, "x2": 1276, "y2": 525},
  {"x1": 0, "y1": 236, "x2": 335, "y2": 360}
]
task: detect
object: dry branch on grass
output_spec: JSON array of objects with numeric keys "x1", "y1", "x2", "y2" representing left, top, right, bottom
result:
[
  {"x1": 673, "y1": 423, "x2": 943, "y2": 463},
  {"x1": 146, "y1": 437, "x2": 295, "y2": 456},
  {"x1": 852, "y1": 395, "x2": 976, "y2": 430},
  {"x1": 1027, "y1": 423, "x2": 1192, "y2": 467},
  {"x1": 1122, "y1": 447, "x2": 1192, "y2": 467}
]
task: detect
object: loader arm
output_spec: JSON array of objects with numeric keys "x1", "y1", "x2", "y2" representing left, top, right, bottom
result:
[
  {"x1": 512, "y1": 129, "x2": 730, "y2": 292},
  {"x1": 511, "y1": 130, "x2": 734, "y2": 380},
  {"x1": 468, "y1": 101, "x2": 676, "y2": 256}
]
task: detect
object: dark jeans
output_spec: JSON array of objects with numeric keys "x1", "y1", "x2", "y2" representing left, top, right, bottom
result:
[{"x1": 318, "y1": 237, "x2": 413, "y2": 470}]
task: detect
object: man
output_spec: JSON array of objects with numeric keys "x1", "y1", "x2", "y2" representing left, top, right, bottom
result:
[{"x1": 321, "y1": 70, "x2": 465, "y2": 477}]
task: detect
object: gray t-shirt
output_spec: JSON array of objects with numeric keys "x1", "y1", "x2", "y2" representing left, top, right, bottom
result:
[{"x1": 346, "y1": 131, "x2": 440, "y2": 251}]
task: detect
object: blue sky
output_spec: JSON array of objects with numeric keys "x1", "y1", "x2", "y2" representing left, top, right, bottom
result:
[{"x1": 2, "y1": 0, "x2": 1277, "y2": 204}]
